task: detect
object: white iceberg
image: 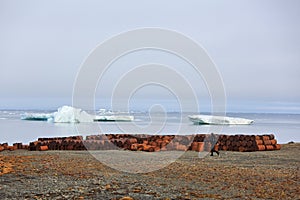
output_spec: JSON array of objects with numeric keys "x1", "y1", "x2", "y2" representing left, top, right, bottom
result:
[
  {"x1": 21, "y1": 106, "x2": 134, "y2": 123},
  {"x1": 97, "y1": 109, "x2": 115, "y2": 115},
  {"x1": 188, "y1": 115, "x2": 254, "y2": 125},
  {"x1": 95, "y1": 108, "x2": 134, "y2": 121},
  {"x1": 53, "y1": 106, "x2": 94, "y2": 123}
]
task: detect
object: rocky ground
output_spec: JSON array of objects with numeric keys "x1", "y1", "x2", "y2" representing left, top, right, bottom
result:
[{"x1": 0, "y1": 143, "x2": 299, "y2": 200}]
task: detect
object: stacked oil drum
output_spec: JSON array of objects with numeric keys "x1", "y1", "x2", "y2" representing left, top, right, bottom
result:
[
  {"x1": 0, "y1": 142, "x2": 28, "y2": 151},
  {"x1": 86, "y1": 134, "x2": 180, "y2": 152},
  {"x1": 2, "y1": 133, "x2": 281, "y2": 152},
  {"x1": 28, "y1": 136, "x2": 85, "y2": 151},
  {"x1": 217, "y1": 134, "x2": 281, "y2": 152}
]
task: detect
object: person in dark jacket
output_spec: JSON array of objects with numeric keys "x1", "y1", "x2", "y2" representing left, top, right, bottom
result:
[{"x1": 210, "y1": 133, "x2": 220, "y2": 156}]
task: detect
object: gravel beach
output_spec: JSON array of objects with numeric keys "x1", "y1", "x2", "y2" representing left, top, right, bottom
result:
[{"x1": 0, "y1": 143, "x2": 299, "y2": 200}]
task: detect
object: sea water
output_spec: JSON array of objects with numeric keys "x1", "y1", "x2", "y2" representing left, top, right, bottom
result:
[{"x1": 0, "y1": 110, "x2": 299, "y2": 144}]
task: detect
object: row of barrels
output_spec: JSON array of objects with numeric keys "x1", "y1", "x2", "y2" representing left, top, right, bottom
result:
[
  {"x1": 217, "y1": 134, "x2": 281, "y2": 152},
  {"x1": 0, "y1": 142, "x2": 28, "y2": 151},
  {"x1": 29, "y1": 139, "x2": 87, "y2": 151},
  {"x1": 27, "y1": 134, "x2": 207, "y2": 152},
  {"x1": 37, "y1": 136, "x2": 83, "y2": 142},
  {"x1": 88, "y1": 134, "x2": 200, "y2": 152},
  {"x1": 2, "y1": 134, "x2": 281, "y2": 152},
  {"x1": 28, "y1": 136, "x2": 86, "y2": 151}
]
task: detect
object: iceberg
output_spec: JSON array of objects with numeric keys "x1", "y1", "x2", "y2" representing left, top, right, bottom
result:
[
  {"x1": 20, "y1": 106, "x2": 93, "y2": 123},
  {"x1": 21, "y1": 113, "x2": 53, "y2": 121},
  {"x1": 53, "y1": 106, "x2": 94, "y2": 123},
  {"x1": 94, "y1": 115, "x2": 134, "y2": 122},
  {"x1": 188, "y1": 115, "x2": 254, "y2": 125},
  {"x1": 21, "y1": 106, "x2": 134, "y2": 123}
]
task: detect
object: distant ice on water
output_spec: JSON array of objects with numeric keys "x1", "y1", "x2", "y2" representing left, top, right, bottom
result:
[
  {"x1": 21, "y1": 106, "x2": 134, "y2": 123},
  {"x1": 188, "y1": 115, "x2": 254, "y2": 125}
]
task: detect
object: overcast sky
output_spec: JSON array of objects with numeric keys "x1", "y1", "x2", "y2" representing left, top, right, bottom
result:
[{"x1": 0, "y1": 0, "x2": 299, "y2": 113}]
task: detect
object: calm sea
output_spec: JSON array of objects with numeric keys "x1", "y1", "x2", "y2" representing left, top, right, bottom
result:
[{"x1": 0, "y1": 110, "x2": 299, "y2": 144}]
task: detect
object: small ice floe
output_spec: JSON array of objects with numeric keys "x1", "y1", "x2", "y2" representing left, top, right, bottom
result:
[
  {"x1": 21, "y1": 113, "x2": 53, "y2": 121},
  {"x1": 93, "y1": 115, "x2": 134, "y2": 122}
]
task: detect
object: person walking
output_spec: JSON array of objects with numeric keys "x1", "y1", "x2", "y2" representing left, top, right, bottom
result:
[{"x1": 210, "y1": 133, "x2": 220, "y2": 156}]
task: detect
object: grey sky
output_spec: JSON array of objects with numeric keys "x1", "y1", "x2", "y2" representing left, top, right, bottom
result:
[{"x1": 0, "y1": 0, "x2": 299, "y2": 112}]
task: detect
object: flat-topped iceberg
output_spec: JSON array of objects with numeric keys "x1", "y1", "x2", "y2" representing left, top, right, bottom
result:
[
  {"x1": 188, "y1": 115, "x2": 254, "y2": 125},
  {"x1": 21, "y1": 106, "x2": 134, "y2": 123},
  {"x1": 94, "y1": 115, "x2": 134, "y2": 122},
  {"x1": 21, "y1": 113, "x2": 53, "y2": 121}
]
